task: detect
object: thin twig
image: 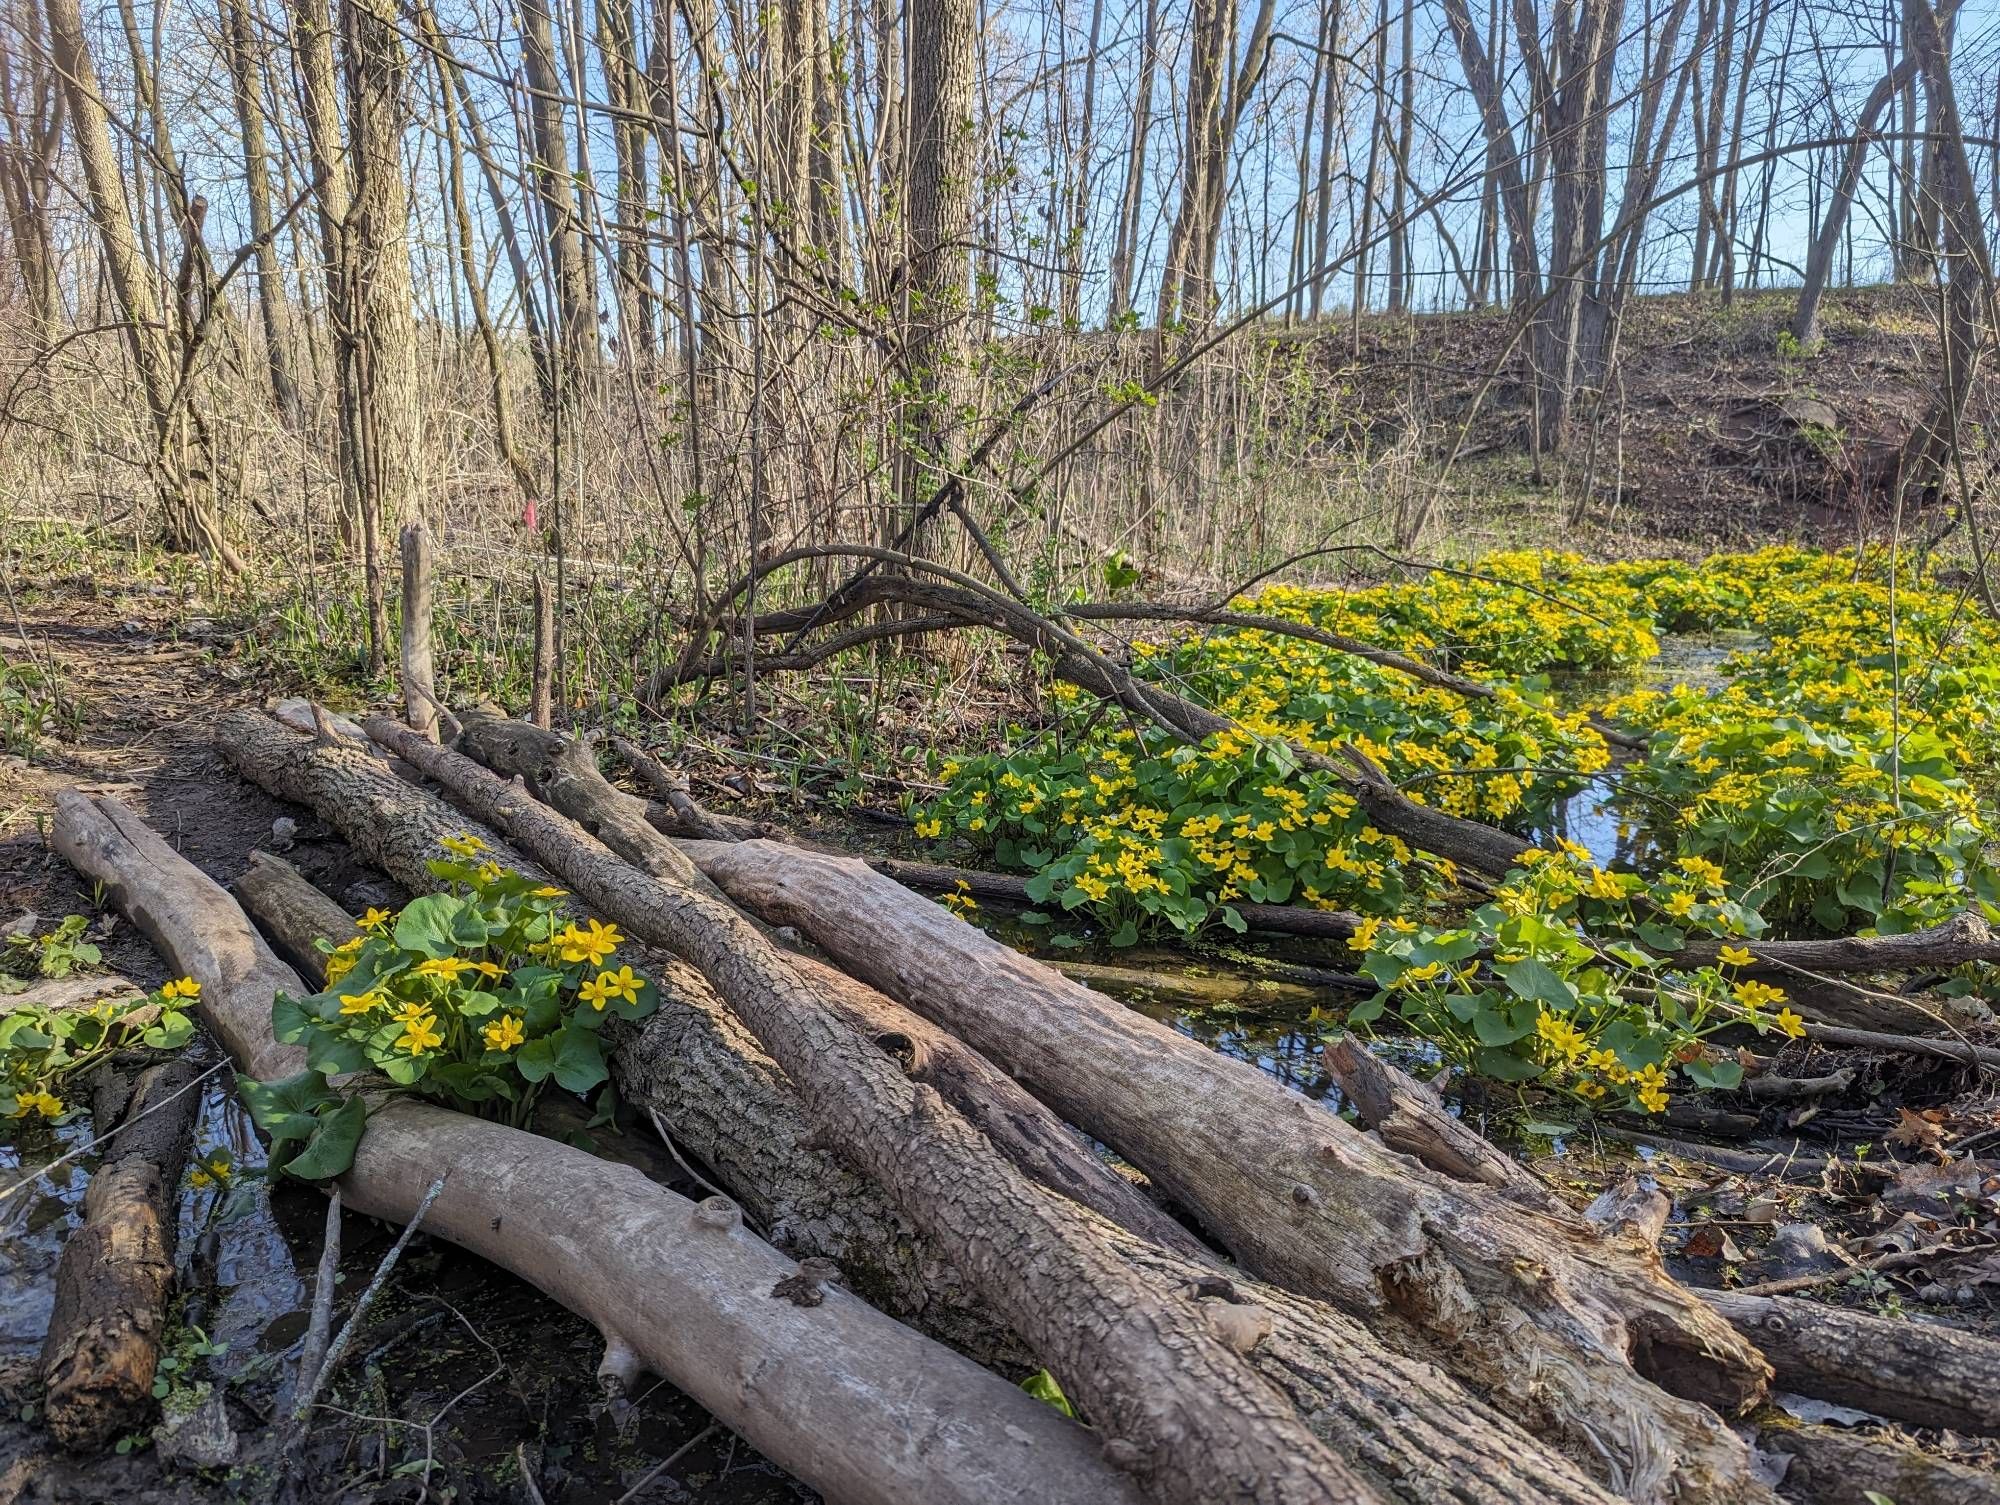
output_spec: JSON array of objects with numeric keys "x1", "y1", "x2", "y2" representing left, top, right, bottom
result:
[
  {"x1": 0, "y1": 1056, "x2": 228, "y2": 1206},
  {"x1": 294, "y1": 1187, "x2": 343, "y2": 1415},
  {"x1": 614, "y1": 1422, "x2": 722, "y2": 1505},
  {"x1": 301, "y1": 1174, "x2": 448, "y2": 1413}
]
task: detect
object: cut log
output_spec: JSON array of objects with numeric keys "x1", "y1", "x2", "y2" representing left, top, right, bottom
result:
[
  {"x1": 360, "y1": 715, "x2": 1387, "y2": 1505},
  {"x1": 231, "y1": 850, "x2": 359, "y2": 978},
  {"x1": 677, "y1": 837, "x2": 1777, "y2": 1503},
  {"x1": 217, "y1": 722, "x2": 1638, "y2": 1505},
  {"x1": 1702, "y1": 1291, "x2": 2000, "y2": 1438},
  {"x1": 1762, "y1": 1422, "x2": 2000, "y2": 1505},
  {"x1": 49, "y1": 790, "x2": 1147, "y2": 1505},
  {"x1": 39, "y1": 1045, "x2": 209, "y2": 1448}
]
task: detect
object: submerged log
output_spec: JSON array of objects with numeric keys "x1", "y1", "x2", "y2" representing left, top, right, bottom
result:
[
  {"x1": 362, "y1": 715, "x2": 1386, "y2": 1505},
  {"x1": 50, "y1": 790, "x2": 1146, "y2": 1505},
  {"x1": 38, "y1": 1045, "x2": 209, "y2": 1448},
  {"x1": 680, "y1": 838, "x2": 1776, "y2": 1504},
  {"x1": 219, "y1": 717, "x2": 1636, "y2": 1505}
]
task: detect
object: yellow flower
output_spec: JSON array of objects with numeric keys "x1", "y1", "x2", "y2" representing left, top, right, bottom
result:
[
  {"x1": 396, "y1": 1015, "x2": 445, "y2": 1055},
  {"x1": 558, "y1": 918, "x2": 622, "y2": 967},
  {"x1": 1775, "y1": 1007, "x2": 1806, "y2": 1039},
  {"x1": 1662, "y1": 890, "x2": 1697, "y2": 919},
  {"x1": 598, "y1": 965, "x2": 642, "y2": 1006},
  {"x1": 392, "y1": 1000, "x2": 434, "y2": 1026},
  {"x1": 1717, "y1": 945, "x2": 1753, "y2": 968},
  {"x1": 914, "y1": 817, "x2": 943, "y2": 839},
  {"x1": 7, "y1": 1088, "x2": 64, "y2": 1119},
  {"x1": 339, "y1": 991, "x2": 384, "y2": 1016},
  {"x1": 441, "y1": 832, "x2": 487, "y2": 858},
  {"x1": 1347, "y1": 915, "x2": 1381, "y2": 953},
  {"x1": 160, "y1": 976, "x2": 201, "y2": 1000},
  {"x1": 578, "y1": 974, "x2": 613, "y2": 1010},
  {"x1": 530, "y1": 886, "x2": 567, "y2": 899},
  {"x1": 415, "y1": 956, "x2": 473, "y2": 981},
  {"x1": 1637, "y1": 1081, "x2": 1670, "y2": 1114},
  {"x1": 476, "y1": 862, "x2": 504, "y2": 885},
  {"x1": 358, "y1": 907, "x2": 393, "y2": 932},
  {"x1": 483, "y1": 1014, "x2": 526, "y2": 1051}
]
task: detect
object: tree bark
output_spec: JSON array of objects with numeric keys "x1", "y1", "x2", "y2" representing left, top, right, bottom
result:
[
  {"x1": 220, "y1": 0, "x2": 302, "y2": 427},
  {"x1": 209, "y1": 740, "x2": 1629, "y2": 1505},
  {"x1": 39, "y1": 1046, "x2": 208, "y2": 1448},
  {"x1": 1763, "y1": 1423, "x2": 2000, "y2": 1505},
  {"x1": 677, "y1": 838, "x2": 1777, "y2": 1504},
  {"x1": 355, "y1": 716, "x2": 1387, "y2": 1505},
  {"x1": 453, "y1": 706, "x2": 1209, "y2": 1259},
  {"x1": 49, "y1": 790, "x2": 1146, "y2": 1505}
]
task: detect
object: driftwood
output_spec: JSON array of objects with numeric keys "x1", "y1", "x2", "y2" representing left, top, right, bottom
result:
[
  {"x1": 676, "y1": 838, "x2": 1775, "y2": 1502},
  {"x1": 1763, "y1": 1422, "x2": 2000, "y2": 1505},
  {"x1": 38, "y1": 1045, "x2": 209, "y2": 1448},
  {"x1": 1703, "y1": 1291, "x2": 2000, "y2": 1438},
  {"x1": 51, "y1": 790, "x2": 1141, "y2": 1505},
  {"x1": 359, "y1": 714, "x2": 1389, "y2": 1505},
  {"x1": 219, "y1": 718, "x2": 1642, "y2": 1505}
]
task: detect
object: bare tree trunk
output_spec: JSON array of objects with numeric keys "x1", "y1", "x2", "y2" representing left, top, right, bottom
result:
[
  {"x1": 44, "y1": 0, "x2": 240, "y2": 568},
  {"x1": 221, "y1": 0, "x2": 302, "y2": 426},
  {"x1": 522, "y1": 0, "x2": 599, "y2": 405},
  {"x1": 1105, "y1": 0, "x2": 1158, "y2": 324},
  {"x1": 897, "y1": 0, "x2": 977, "y2": 558},
  {"x1": 0, "y1": 0, "x2": 65, "y2": 351},
  {"x1": 340, "y1": 0, "x2": 421, "y2": 670}
]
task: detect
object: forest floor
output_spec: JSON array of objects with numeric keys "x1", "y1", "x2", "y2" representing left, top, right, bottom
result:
[{"x1": 2, "y1": 284, "x2": 1998, "y2": 1501}]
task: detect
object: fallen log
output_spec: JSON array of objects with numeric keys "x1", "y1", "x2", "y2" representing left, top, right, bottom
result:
[
  {"x1": 677, "y1": 836, "x2": 1777, "y2": 1503},
  {"x1": 455, "y1": 707, "x2": 1211, "y2": 1258},
  {"x1": 231, "y1": 851, "x2": 359, "y2": 978},
  {"x1": 1321, "y1": 1035, "x2": 1568, "y2": 1218},
  {"x1": 1333, "y1": 1070, "x2": 1994, "y2": 1442},
  {"x1": 0, "y1": 974, "x2": 145, "y2": 1013},
  {"x1": 38, "y1": 1045, "x2": 209, "y2": 1448},
  {"x1": 214, "y1": 712, "x2": 1016, "y2": 1363},
  {"x1": 1762, "y1": 1421, "x2": 2000, "y2": 1505},
  {"x1": 358, "y1": 715, "x2": 1387, "y2": 1505},
  {"x1": 1679, "y1": 910, "x2": 2000, "y2": 974},
  {"x1": 51, "y1": 791, "x2": 1151, "y2": 1505},
  {"x1": 1702, "y1": 1291, "x2": 2000, "y2": 1438},
  {"x1": 220, "y1": 718, "x2": 1638, "y2": 1505}
]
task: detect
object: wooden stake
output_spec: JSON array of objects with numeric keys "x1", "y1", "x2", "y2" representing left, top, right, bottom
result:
[
  {"x1": 530, "y1": 572, "x2": 554, "y2": 728},
  {"x1": 399, "y1": 523, "x2": 437, "y2": 741}
]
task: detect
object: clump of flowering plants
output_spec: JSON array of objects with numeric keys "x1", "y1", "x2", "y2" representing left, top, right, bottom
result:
[
  {"x1": 1346, "y1": 842, "x2": 1807, "y2": 1115},
  {"x1": 242, "y1": 836, "x2": 658, "y2": 1180}
]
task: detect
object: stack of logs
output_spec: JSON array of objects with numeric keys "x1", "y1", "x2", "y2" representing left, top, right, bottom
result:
[{"x1": 41, "y1": 696, "x2": 2000, "y2": 1505}]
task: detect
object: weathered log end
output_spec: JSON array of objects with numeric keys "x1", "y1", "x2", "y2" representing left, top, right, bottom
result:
[{"x1": 39, "y1": 1050, "x2": 209, "y2": 1449}]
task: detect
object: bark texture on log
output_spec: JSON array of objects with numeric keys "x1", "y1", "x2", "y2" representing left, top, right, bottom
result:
[
  {"x1": 1763, "y1": 1422, "x2": 2000, "y2": 1505},
  {"x1": 364, "y1": 716, "x2": 1385, "y2": 1505},
  {"x1": 1322, "y1": 1034, "x2": 1567, "y2": 1217},
  {"x1": 1703, "y1": 1291, "x2": 2000, "y2": 1437},
  {"x1": 50, "y1": 790, "x2": 1146, "y2": 1505},
  {"x1": 681, "y1": 839, "x2": 1776, "y2": 1505},
  {"x1": 219, "y1": 720, "x2": 1629, "y2": 1505},
  {"x1": 215, "y1": 712, "x2": 1016, "y2": 1360},
  {"x1": 232, "y1": 850, "x2": 358, "y2": 978},
  {"x1": 457, "y1": 708, "x2": 1205, "y2": 1258},
  {"x1": 38, "y1": 1047, "x2": 208, "y2": 1448}
]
